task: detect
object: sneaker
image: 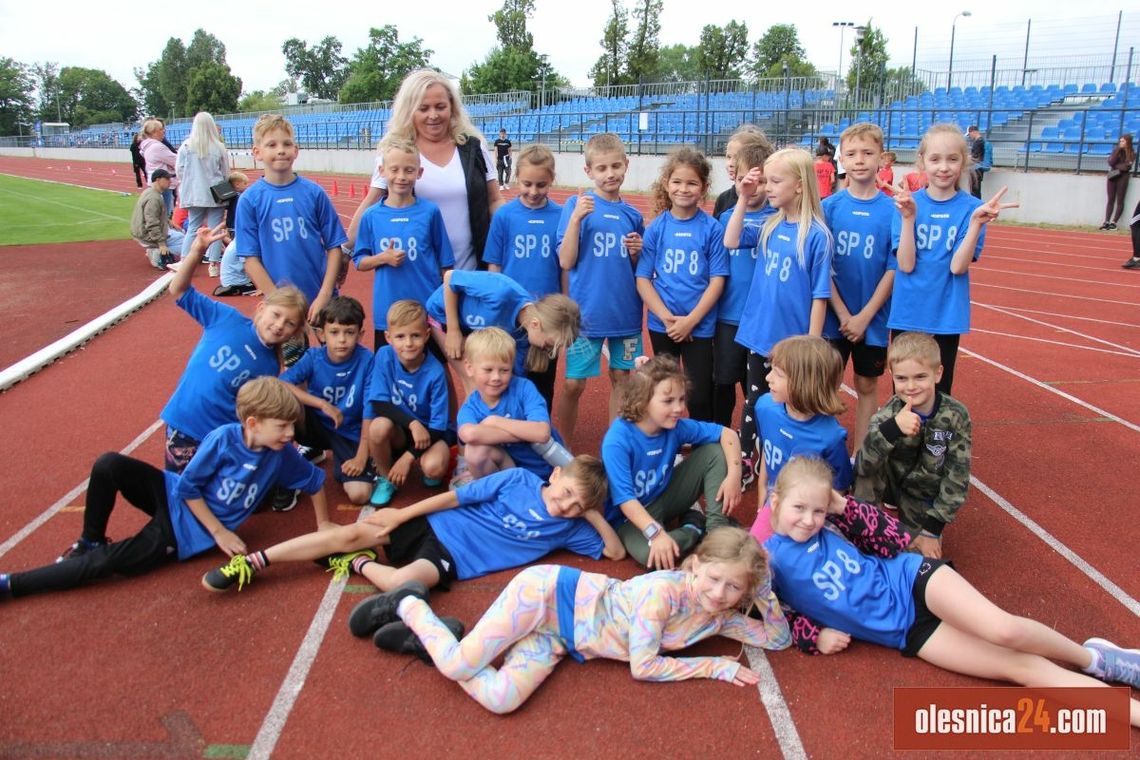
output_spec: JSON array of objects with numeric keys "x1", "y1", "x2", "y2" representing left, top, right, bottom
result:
[
  {"x1": 678, "y1": 508, "x2": 707, "y2": 539},
  {"x1": 202, "y1": 555, "x2": 255, "y2": 592},
  {"x1": 374, "y1": 616, "x2": 466, "y2": 662},
  {"x1": 369, "y1": 476, "x2": 397, "y2": 507},
  {"x1": 422, "y1": 475, "x2": 443, "y2": 488},
  {"x1": 1123, "y1": 258, "x2": 1140, "y2": 270},
  {"x1": 146, "y1": 248, "x2": 164, "y2": 269},
  {"x1": 208, "y1": 262, "x2": 220, "y2": 277},
  {"x1": 271, "y1": 487, "x2": 300, "y2": 512},
  {"x1": 296, "y1": 444, "x2": 327, "y2": 464},
  {"x1": 740, "y1": 454, "x2": 757, "y2": 490},
  {"x1": 214, "y1": 283, "x2": 259, "y2": 297},
  {"x1": 1099, "y1": 222, "x2": 1111, "y2": 230},
  {"x1": 448, "y1": 459, "x2": 473, "y2": 491},
  {"x1": 322, "y1": 549, "x2": 377, "y2": 581},
  {"x1": 56, "y1": 537, "x2": 108, "y2": 563},
  {"x1": 1084, "y1": 637, "x2": 1140, "y2": 688},
  {"x1": 347, "y1": 581, "x2": 429, "y2": 637},
  {"x1": 1106, "y1": 222, "x2": 1118, "y2": 231}
]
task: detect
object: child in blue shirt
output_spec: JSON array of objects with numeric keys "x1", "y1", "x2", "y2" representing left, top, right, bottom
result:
[
  {"x1": 366, "y1": 300, "x2": 455, "y2": 507},
  {"x1": 280, "y1": 296, "x2": 375, "y2": 506},
  {"x1": 354, "y1": 135, "x2": 454, "y2": 351},
  {"x1": 200, "y1": 455, "x2": 624, "y2": 594},
  {"x1": 637, "y1": 147, "x2": 729, "y2": 423},
  {"x1": 160, "y1": 225, "x2": 308, "y2": 473},
  {"x1": 891, "y1": 124, "x2": 1017, "y2": 394},
  {"x1": 601, "y1": 356, "x2": 743, "y2": 569},
  {"x1": 748, "y1": 336, "x2": 852, "y2": 544},
  {"x1": 823, "y1": 123, "x2": 897, "y2": 453},
  {"x1": 713, "y1": 131, "x2": 775, "y2": 439},
  {"x1": 236, "y1": 114, "x2": 348, "y2": 328},
  {"x1": 455, "y1": 327, "x2": 568, "y2": 487},
  {"x1": 556, "y1": 133, "x2": 645, "y2": 446},
  {"x1": 0, "y1": 377, "x2": 329, "y2": 599},
  {"x1": 724, "y1": 148, "x2": 833, "y2": 488}
]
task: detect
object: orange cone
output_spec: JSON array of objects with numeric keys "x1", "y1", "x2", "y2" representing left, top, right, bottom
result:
[
  {"x1": 349, "y1": 183, "x2": 356, "y2": 198},
  {"x1": 331, "y1": 180, "x2": 339, "y2": 196}
]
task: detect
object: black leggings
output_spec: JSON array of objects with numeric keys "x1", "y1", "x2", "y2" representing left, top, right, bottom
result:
[
  {"x1": 1106, "y1": 175, "x2": 1130, "y2": 224},
  {"x1": 891, "y1": 330, "x2": 961, "y2": 396},
  {"x1": 712, "y1": 321, "x2": 749, "y2": 429},
  {"x1": 8, "y1": 453, "x2": 177, "y2": 597},
  {"x1": 649, "y1": 331, "x2": 714, "y2": 422},
  {"x1": 1132, "y1": 197, "x2": 1140, "y2": 257},
  {"x1": 740, "y1": 352, "x2": 771, "y2": 458}
]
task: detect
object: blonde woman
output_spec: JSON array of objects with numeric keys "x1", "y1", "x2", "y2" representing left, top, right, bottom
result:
[
  {"x1": 176, "y1": 112, "x2": 231, "y2": 272},
  {"x1": 138, "y1": 118, "x2": 178, "y2": 215}
]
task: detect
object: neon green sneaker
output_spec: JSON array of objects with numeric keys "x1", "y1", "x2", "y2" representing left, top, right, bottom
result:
[
  {"x1": 202, "y1": 554, "x2": 254, "y2": 592},
  {"x1": 323, "y1": 549, "x2": 378, "y2": 582}
]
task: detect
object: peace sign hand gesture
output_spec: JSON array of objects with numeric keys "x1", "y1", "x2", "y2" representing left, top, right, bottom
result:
[{"x1": 972, "y1": 186, "x2": 1018, "y2": 225}]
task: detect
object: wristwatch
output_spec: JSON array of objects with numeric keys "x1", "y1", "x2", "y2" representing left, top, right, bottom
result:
[{"x1": 642, "y1": 522, "x2": 663, "y2": 541}]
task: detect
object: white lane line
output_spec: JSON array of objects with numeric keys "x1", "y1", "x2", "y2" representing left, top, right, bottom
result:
[
  {"x1": 0, "y1": 179, "x2": 130, "y2": 220},
  {"x1": 977, "y1": 267, "x2": 1140, "y2": 289},
  {"x1": 970, "y1": 329, "x2": 1140, "y2": 358},
  {"x1": 0, "y1": 171, "x2": 127, "y2": 196},
  {"x1": 976, "y1": 304, "x2": 1140, "y2": 329},
  {"x1": 247, "y1": 506, "x2": 374, "y2": 760},
  {"x1": 974, "y1": 302, "x2": 1140, "y2": 358},
  {"x1": 981, "y1": 255, "x2": 1123, "y2": 273},
  {"x1": 983, "y1": 244, "x2": 1120, "y2": 261},
  {"x1": 745, "y1": 647, "x2": 808, "y2": 760},
  {"x1": 973, "y1": 283, "x2": 1139, "y2": 307},
  {"x1": 0, "y1": 420, "x2": 164, "y2": 559}
]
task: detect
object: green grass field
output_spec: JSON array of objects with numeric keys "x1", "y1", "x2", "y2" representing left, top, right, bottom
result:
[{"x1": 0, "y1": 174, "x2": 136, "y2": 246}]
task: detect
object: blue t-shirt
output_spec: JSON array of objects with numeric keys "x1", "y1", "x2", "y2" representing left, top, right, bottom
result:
[
  {"x1": 426, "y1": 270, "x2": 534, "y2": 376},
  {"x1": 889, "y1": 189, "x2": 985, "y2": 334},
  {"x1": 556, "y1": 192, "x2": 645, "y2": 338},
  {"x1": 734, "y1": 220, "x2": 833, "y2": 357},
  {"x1": 600, "y1": 416, "x2": 723, "y2": 525},
  {"x1": 353, "y1": 198, "x2": 454, "y2": 329},
  {"x1": 161, "y1": 289, "x2": 282, "y2": 442},
  {"x1": 636, "y1": 209, "x2": 729, "y2": 339},
  {"x1": 166, "y1": 423, "x2": 325, "y2": 560},
  {"x1": 822, "y1": 190, "x2": 896, "y2": 347},
  {"x1": 717, "y1": 205, "x2": 776, "y2": 325},
  {"x1": 754, "y1": 393, "x2": 852, "y2": 493},
  {"x1": 457, "y1": 375, "x2": 560, "y2": 479},
  {"x1": 429, "y1": 468, "x2": 604, "y2": 580},
  {"x1": 367, "y1": 345, "x2": 451, "y2": 432},
  {"x1": 280, "y1": 343, "x2": 374, "y2": 443},
  {"x1": 483, "y1": 198, "x2": 563, "y2": 298},
  {"x1": 235, "y1": 175, "x2": 348, "y2": 303},
  {"x1": 765, "y1": 529, "x2": 924, "y2": 651}
]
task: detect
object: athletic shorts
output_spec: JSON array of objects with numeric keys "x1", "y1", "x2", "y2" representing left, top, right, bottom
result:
[
  {"x1": 829, "y1": 337, "x2": 888, "y2": 378},
  {"x1": 369, "y1": 403, "x2": 457, "y2": 458},
  {"x1": 902, "y1": 558, "x2": 952, "y2": 657},
  {"x1": 565, "y1": 334, "x2": 643, "y2": 379},
  {"x1": 384, "y1": 515, "x2": 459, "y2": 590},
  {"x1": 297, "y1": 411, "x2": 375, "y2": 484}
]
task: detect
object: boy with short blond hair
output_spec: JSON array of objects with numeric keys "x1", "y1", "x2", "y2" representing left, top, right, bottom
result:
[
  {"x1": 853, "y1": 332, "x2": 972, "y2": 559},
  {"x1": 823, "y1": 122, "x2": 897, "y2": 455},
  {"x1": 556, "y1": 133, "x2": 645, "y2": 445},
  {"x1": 367, "y1": 300, "x2": 453, "y2": 507},
  {"x1": 354, "y1": 136, "x2": 454, "y2": 349},
  {"x1": 237, "y1": 114, "x2": 348, "y2": 326}
]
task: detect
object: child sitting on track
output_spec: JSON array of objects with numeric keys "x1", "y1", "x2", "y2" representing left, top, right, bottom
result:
[
  {"x1": 355, "y1": 527, "x2": 789, "y2": 714},
  {"x1": 0, "y1": 377, "x2": 329, "y2": 599},
  {"x1": 763, "y1": 456, "x2": 1140, "y2": 728}
]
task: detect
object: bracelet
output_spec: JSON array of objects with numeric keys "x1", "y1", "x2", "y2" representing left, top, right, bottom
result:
[{"x1": 918, "y1": 530, "x2": 940, "y2": 539}]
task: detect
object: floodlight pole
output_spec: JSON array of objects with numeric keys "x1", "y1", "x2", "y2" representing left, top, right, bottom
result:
[{"x1": 947, "y1": 11, "x2": 972, "y2": 90}]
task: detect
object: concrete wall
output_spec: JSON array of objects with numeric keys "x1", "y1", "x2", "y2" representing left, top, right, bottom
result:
[{"x1": 3, "y1": 146, "x2": 1135, "y2": 227}]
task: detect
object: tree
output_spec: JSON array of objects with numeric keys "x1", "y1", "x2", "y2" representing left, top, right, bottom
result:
[
  {"x1": 489, "y1": 0, "x2": 534, "y2": 49},
  {"x1": 53, "y1": 67, "x2": 137, "y2": 128},
  {"x1": 588, "y1": 0, "x2": 628, "y2": 88},
  {"x1": 0, "y1": 58, "x2": 35, "y2": 136},
  {"x1": 282, "y1": 36, "x2": 348, "y2": 101},
  {"x1": 751, "y1": 24, "x2": 815, "y2": 79},
  {"x1": 339, "y1": 26, "x2": 433, "y2": 104},
  {"x1": 463, "y1": 0, "x2": 564, "y2": 96},
  {"x1": 625, "y1": 0, "x2": 662, "y2": 83},
  {"x1": 846, "y1": 22, "x2": 890, "y2": 104},
  {"x1": 30, "y1": 62, "x2": 61, "y2": 121},
  {"x1": 185, "y1": 61, "x2": 241, "y2": 114},
  {"x1": 133, "y1": 62, "x2": 169, "y2": 119},
  {"x1": 654, "y1": 44, "x2": 700, "y2": 83},
  {"x1": 696, "y1": 21, "x2": 749, "y2": 81},
  {"x1": 136, "y1": 30, "x2": 241, "y2": 119},
  {"x1": 155, "y1": 38, "x2": 189, "y2": 118},
  {"x1": 238, "y1": 91, "x2": 283, "y2": 112}
]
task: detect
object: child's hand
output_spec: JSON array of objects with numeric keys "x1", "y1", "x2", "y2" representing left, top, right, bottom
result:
[
  {"x1": 381, "y1": 247, "x2": 406, "y2": 268},
  {"x1": 341, "y1": 454, "x2": 366, "y2": 478},
  {"x1": 388, "y1": 453, "x2": 413, "y2": 487},
  {"x1": 840, "y1": 311, "x2": 869, "y2": 343},
  {"x1": 717, "y1": 475, "x2": 742, "y2": 516},
  {"x1": 894, "y1": 398, "x2": 922, "y2": 436},
  {"x1": 646, "y1": 532, "x2": 681, "y2": 570},
  {"x1": 321, "y1": 401, "x2": 344, "y2": 429},
  {"x1": 912, "y1": 534, "x2": 942, "y2": 559},
  {"x1": 972, "y1": 186, "x2": 1018, "y2": 225},
  {"x1": 570, "y1": 192, "x2": 594, "y2": 221},
  {"x1": 409, "y1": 421, "x2": 431, "y2": 450},
  {"x1": 623, "y1": 232, "x2": 643, "y2": 260},
  {"x1": 444, "y1": 329, "x2": 464, "y2": 361},
  {"x1": 817, "y1": 628, "x2": 852, "y2": 654},
  {"x1": 739, "y1": 167, "x2": 763, "y2": 199},
  {"x1": 366, "y1": 507, "x2": 404, "y2": 537},
  {"x1": 828, "y1": 489, "x2": 849, "y2": 515},
  {"x1": 665, "y1": 315, "x2": 694, "y2": 343},
  {"x1": 212, "y1": 527, "x2": 247, "y2": 557},
  {"x1": 728, "y1": 662, "x2": 760, "y2": 686},
  {"x1": 894, "y1": 187, "x2": 916, "y2": 220}
]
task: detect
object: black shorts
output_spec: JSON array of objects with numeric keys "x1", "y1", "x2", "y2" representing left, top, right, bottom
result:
[
  {"x1": 384, "y1": 515, "x2": 459, "y2": 589},
  {"x1": 297, "y1": 408, "x2": 375, "y2": 484},
  {"x1": 829, "y1": 337, "x2": 887, "y2": 378},
  {"x1": 369, "y1": 403, "x2": 457, "y2": 458},
  {"x1": 901, "y1": 558, "x2": 952, "y2": 657}
]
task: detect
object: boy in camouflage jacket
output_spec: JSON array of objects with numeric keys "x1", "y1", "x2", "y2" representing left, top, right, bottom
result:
[{"x1": 853, "y1": 332, "x2": 971, "y2": 559}]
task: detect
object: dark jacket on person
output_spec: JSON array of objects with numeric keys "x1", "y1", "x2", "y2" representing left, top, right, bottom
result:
[{"x1": 458, "y1": 136, "x2": 491, "y2": 269}]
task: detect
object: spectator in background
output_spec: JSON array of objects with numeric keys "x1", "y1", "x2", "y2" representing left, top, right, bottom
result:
[
  {"x1": 967, "y1": 125, "x2": 987, "y2": 198},
  {"x1": 1102, "y1": 135, "x2": 1135, "y2": 231},
  {"x1": 139, "y1": 119, "x2": 178, "y2": 216},
  {"x1": 130, "y1": 169, "x2": 185, "y2": 270},
  {"x1": 493, "y1": 128, "x2": 513, "y2": 190},
  {"x1": 176, "y1": 112, "x2": 232, "y2": 277},
  {"x1": 814, "y1": 147, "x2": 836, "y2": 199},
  {"x1": 130, "y1": 132, "x2": 147, "y2": 189}
]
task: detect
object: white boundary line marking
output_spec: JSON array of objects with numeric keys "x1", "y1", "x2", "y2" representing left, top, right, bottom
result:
[
  {"x1": 974, "y1": 303, "x2": 1140, "y2": 358},
  {"x1": 746, "y1": 647, "x2": 807, "y2": 760},
  {"x1": 977, "y1": 267, "x2": 1140, "y2": 289},
  {"x1": 0, "y1": 419, "x2": 164, "y2": 559},
  {"x1": 0, "y1": 171, "x2": 127, "y2": 196},
  {"x1": 0, "y1": 177, "x2": 131, "y2": 220},
  {"x1": 247, "y1": 505, "x2": 374, "y2": 759},
  {"x1": 974, "y1": 304, "x2": 1140, "y2": 329},
  {"x1": 982, "y1": 255, "x2": 1125, "y2": 273},
  {"x1": 970, "y1": 329, "x2": 1140, "y2": 358},
  {"x1": 972, "y1": 282, "x2": 1140, "y2": 307}
]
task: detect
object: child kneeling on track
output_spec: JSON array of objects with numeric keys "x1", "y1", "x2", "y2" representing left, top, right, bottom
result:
[
  {"x1": 0, "y1": 377, "x2": 330, "y2": 600},
  {"x1": 279, "y1": 295, "x2": 375, "y2": 506},
  {"x1": 200, "y1": 455, "x2": 622, "y2": 594},
  {"x1": 160, "y1": 224, "x2": 307, "y2": 474},
  {"x1": 367, "y1": 300, "x2": 455, "y2": 507},
  {"x1": 601, "y1": 355, "x2": 743, "y2": 569},
  {"x1": 853, "y1": 331, "x2": 971, "y2": 559},
  {"x1": 356, "y1": 527, "x2": 789, "y2": 714},
  {"x1": 764, "y1": 455, "x2": 1140, "y2": 728}
]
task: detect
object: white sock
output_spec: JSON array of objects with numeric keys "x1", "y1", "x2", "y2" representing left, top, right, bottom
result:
[{"x1": 1083, "y1": 646, "x2": 1104, "y2": 676}]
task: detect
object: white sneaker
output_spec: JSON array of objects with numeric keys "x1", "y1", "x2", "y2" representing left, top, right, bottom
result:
[{"x1": 208, "y1": 263, "x2": 220, "y2": 277}]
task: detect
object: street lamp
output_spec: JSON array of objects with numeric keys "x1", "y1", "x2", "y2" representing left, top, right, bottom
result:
[
  {"x1": 947, "y1": 10, "x2": 972, "y2": 90},
  {"x1": 833, "y1": 21, "x2": 855, "y2": 81}
]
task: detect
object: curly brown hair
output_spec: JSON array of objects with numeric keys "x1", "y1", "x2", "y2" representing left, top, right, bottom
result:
[
  {"x1": 618, "y1": 355, "x2": 689, "y2": 422},
  {"x1": 650, "y1": 147, "x2": 711, "y2": 216}
]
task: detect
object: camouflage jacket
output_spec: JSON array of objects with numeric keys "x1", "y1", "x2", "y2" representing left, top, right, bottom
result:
[{"x1": 852, "y1": 392, "x2": 972, "y2": 536}]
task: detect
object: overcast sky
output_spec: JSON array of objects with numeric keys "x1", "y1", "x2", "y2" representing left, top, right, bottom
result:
[{"x1": 2, "y1": 1, "x2": 1136, "y2": 96}]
